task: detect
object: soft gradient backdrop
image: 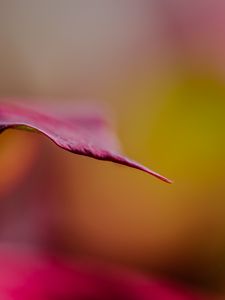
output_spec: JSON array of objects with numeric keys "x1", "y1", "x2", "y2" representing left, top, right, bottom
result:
[{"x1": 0, "y1": 1, "x2": 225, "y2": 296}]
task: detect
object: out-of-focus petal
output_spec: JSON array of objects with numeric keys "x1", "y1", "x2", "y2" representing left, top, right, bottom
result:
[
  {"x1": 0, "y1": 245, "x2": 207, "y2": 300},
  {"x1": 0, "y1": 101, "x2": 171, "y2": 183}
]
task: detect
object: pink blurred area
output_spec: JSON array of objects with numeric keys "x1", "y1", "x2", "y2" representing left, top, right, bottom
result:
[
  {"x1": 0, "y1": 244, "x2": 209, "y2": 300},
  {"x1": 0, "y1": 1, "x2": 225, "y2": 298}
]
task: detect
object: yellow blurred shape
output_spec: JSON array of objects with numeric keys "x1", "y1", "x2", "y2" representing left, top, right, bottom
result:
[{"x1": 0, "y1": 129, "x2": 38, "y2": 198}]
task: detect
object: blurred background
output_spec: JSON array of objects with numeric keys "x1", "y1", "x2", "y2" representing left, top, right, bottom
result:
[{"x1": 0, "y1": 0, "x2": 225, "y2": 295}]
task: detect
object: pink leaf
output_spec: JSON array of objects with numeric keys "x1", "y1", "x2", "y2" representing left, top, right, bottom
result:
[{"x1": 0, "y1": 101, "x2": 171, "y2": 183}]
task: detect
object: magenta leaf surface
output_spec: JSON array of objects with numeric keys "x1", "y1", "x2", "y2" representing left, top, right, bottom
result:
[{"x1": 0, "y1": 102, "x2": 171, "y2": 183}]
